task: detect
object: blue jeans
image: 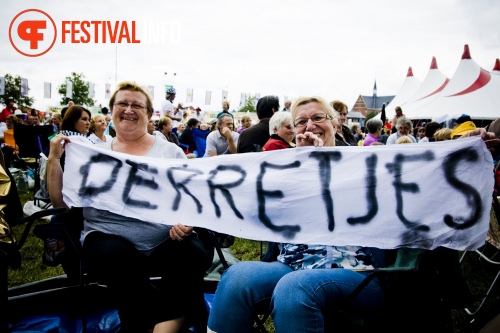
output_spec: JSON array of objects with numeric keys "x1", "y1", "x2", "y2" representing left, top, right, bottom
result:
[{"x1": 207, "y1": 261, "x2": 384, "y2": 333}]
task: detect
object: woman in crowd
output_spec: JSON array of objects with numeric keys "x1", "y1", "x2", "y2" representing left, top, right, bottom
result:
[
  {"x1": 433, "y1": 128, "x2": 452, "y2": 141},
  {"x1": 156, "y1": 116, "x2": 180, "y2": 146},
  {"x1": 207, "y1": 96, "x2": 387, "y2": 333},
  {"x1": 88, "y1": 113, "x2": 113, "y2": 144},
  {"x1": 176, "y1": 122, "x2": 186, "y2": 138},
  {"x1": 330, "y1": 100, "x2": 357, "y2": 146},
  {"x1": 48, "y1": 82, "x2": 208, "y2": 333},
  {"x1": 363, "y1": 118, "x2": 383, "y2": 146},
  {"x1": 261, "y1": 111, "x2": 295, "y2": 151},
  {"x1": 179, "y1": 118, "x2": 200, "y2": 153},
  {"x1": 237, "y1": 115, "x2": 252, "y2": 134},
  {"x1": 419, "y1": 122, "x2": 441, "y2": 143},
  {"x1": 386, "y1": 116, "x2": 417, "y2": 144}
]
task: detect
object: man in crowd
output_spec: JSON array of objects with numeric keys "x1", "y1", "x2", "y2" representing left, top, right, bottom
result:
[
  {"x1": 204, "y1": 114, "x2": 239, "y2": 156},
  {"x1": 162, "y1": 87, "x2": 183, "y2": 127},
  {"x1": 1, "y1": 97, "x2": 17, "y2": 123}
]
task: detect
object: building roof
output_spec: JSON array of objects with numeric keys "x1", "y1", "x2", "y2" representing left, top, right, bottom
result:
[{"x1": 360, "y1": 95, "x2": 395, "y2": 110}]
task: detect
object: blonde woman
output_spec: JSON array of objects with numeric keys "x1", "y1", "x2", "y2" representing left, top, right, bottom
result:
[{"x1": 88, "y1": 114, "x2": 113, "y2": 144}]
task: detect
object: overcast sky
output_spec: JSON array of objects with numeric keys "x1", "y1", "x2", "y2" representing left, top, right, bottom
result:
[{"x1": 2, "y1": 0, "x2": 499, "y2": 112}]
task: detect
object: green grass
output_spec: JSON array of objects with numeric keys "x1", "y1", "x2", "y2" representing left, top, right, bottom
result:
[{"x1": 7, "y1": 193, "x2": 500, "y2": 332}]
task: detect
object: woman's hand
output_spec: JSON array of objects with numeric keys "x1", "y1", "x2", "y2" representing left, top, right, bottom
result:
[
  {"x1": 295, "y1": 132, "x2": 324, "y2": 147},
  {"x1": 49, "y1": 134, "x2": 71, "y2": 160},
  {"x1": 170, "y1": 223, "x2": 193, "y2": 241}
]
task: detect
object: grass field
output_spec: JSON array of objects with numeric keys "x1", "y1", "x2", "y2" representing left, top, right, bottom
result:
[{"x1": 7, "y1": 194, "x2": 500, "y2": 333}]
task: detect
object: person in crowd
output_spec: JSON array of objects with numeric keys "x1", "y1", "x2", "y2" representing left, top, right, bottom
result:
[
  {"x1": 51, "y1": 113, "x2": 62, "y2": 133},
  {"x1": 391, "y1": 106, "x2": 405, "y2": 127},
  {"x1": 262, "y1": 111, "x2": 295, "y2": 151},
  {"x1": 179, "y1": 118, "x2": 200, "y2": 153},
  {"x1": 237, "y1": 116, "x2": 252, "y2": 134},
  {"x1": 330, "y1": 100, "x2": 357, "y2": 146},
  {"x1": 88, "y1": 114, "x2": 113, "y2": 144},
  {"x1": 1, "y1": 97, "x2": 17, "y2": 123},
  {"x1": 386, "y1": 116, "x2": 416, "y2": 144},
  {"x1": 162, "y1": 87, "x2": 183, "y2": 127},
  {"x1": 383, "y1": 118, "x2": 392, "y2": 135},
  {"x1": 48, "y1": 81, "x2": 208, "y2": 333},
  {"x1": 450, "y1": 115, "x2": 476, "y2": 139},
  {"x1": 204, "y1": 114, "x2": 239, "y2": 156},
  {"x1": 176, "y1": 123, "x2": 186, "y2": 138},
  {"x1": 181, "y1": 109, "x2": 190, "y2": 125},
  {"x1": 209, "y1": 119, "x2": 217, "y2": 132},
  {"x1": 395, "y1": 135, "x2": 413, "y2": 144},
  {"x1": 60, "y1": 105, "x2": 91, "y2": 137},
  {"x1": 433, "y1": 128, "x2": 452, "y2": 141},
  {"x1": 282, "y1": 100, "x2": 291, "y2": 112},
  {"x1": 419, "y1": 121, "x2": 441, "y2": 143},
  {"x1": 363, "y1": 118, "x2": 383, "y2": 146},
  {"x1": 155, "y1": 116, "x2": 180, "y2": 146},
  {"x1": 416, "y1": 126, "x2": 425, "y2": 142},
  {"x1": 147, "y1": 119, "x2": 156, "y2": 135},
  {"x1": 60, "y1": 99, "x2": 74, "y2": 119},
  {"x1": 200, "y1": 123, "x2": 209, "y2": 131},
  {"x1": 207, "y1": 96, "x2": 388, "y2": 333},
  {"x1": 351, "y1": 124, "x2": 365, "y2": 145},
  {"x1": 237, "y1": 95, "x2": 280, "y2": 153},
  {"x1": 194, "y1": 107, "x2": 204, "y2": 122},
  {"x1": 216, "y1": 101, "x2": 232, "y2": 119}
]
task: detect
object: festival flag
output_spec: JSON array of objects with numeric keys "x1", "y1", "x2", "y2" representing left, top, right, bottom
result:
[
  {"x1": 20, "y1": 78, "x2": 28, "y2": 96},
  {"x1": 240, "y1": 93, "x2": 246, "y2": 108},
  {"x1": 148, "y1": 86, "x2": 155, "y2": 99},
  {"x1": 88, "y1": 82, "x2": 95, "y2": 98},
  {"x1": 44, "y1": 82, "x2": 51, "y2": 98},
  {"x1": 0, "y1": 77, "x2": 5, "y2": 95},
  {"x1": 105, "y1": 83, "x2": 111, "y2": 99},
  {"x1": 66, "y1": 80, "x2": 73, "y2": 98},
  {"x1": 222, "y1": 90, "x2": 228, "y2": 103},
  {"x1": 186, "y1": 88, "x2": 193, "y2": 103},
  {"x1": 205, "y1": 91, "x2": 212, "y2": 105},
  {"x1": 254, "y1": 93, "x2": 261, "y2": 107}
]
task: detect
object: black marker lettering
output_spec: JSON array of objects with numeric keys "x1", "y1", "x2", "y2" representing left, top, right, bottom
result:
[
  {"x1": 123, "y1": 160, "x2": 159, "y2": 209},
  {"x1": 79, "y1": 153, "x2": 122, "y2": 197},
  {"x1": 207, "y1": 165, "x2": 246, "y2": 219},
  {"x1": 348, "y1": 154, "x2": 378, "y2": 225},
  {"x1": 167, "y1": 164, "x2": 204, "y2": 213}
]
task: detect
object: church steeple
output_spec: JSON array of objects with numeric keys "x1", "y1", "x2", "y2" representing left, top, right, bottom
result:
[{"x1": 373, "y1": 80, "x2": 377, "y2": 97}]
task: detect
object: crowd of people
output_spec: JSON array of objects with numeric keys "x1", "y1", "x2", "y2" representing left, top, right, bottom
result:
[{"x1": 2, "y1": 88, "x2": 499, "y2": 333}]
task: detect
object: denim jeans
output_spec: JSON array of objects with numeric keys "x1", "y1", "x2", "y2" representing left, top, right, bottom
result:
[{"x1": 207, "y1": 261, "x2": 384, "y2": 333}]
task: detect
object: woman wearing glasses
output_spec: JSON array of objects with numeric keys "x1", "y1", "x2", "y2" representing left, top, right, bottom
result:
[
  {"x1": 48, "y1": 82, "x2": 209, "y2": 333},
  {"x1": 207, "y1": 96, "x2": 387, "y2": 333}
]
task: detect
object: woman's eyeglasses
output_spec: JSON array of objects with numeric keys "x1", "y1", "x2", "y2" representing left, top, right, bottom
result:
[
  {"x1": 294, "y1": 114, "x2": 332, "y2": 128},
  {"x1": 114, "y1": 101, "x2": 146, "y2": 110}
]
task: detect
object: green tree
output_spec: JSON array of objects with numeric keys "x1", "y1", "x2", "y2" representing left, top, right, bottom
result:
[
  {"x1": 365, "y1": 111, "x2": 378, "y2": 122},
  {"x1": 1, "y1": 74, "x2": 35, "y2": 110},
  {"x1": 58, "y1": 72, "x2": 95, "y2": 106},
  {"x1": 238, "y1": 94, "x2": 256, "y2": 113}
]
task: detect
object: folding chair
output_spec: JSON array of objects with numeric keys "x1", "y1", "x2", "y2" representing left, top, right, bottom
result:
[
  {"x1": 12, "y1": 123, "x2": 55, "y2": 198},
  {"x1": 459, "y1": 161, "x2": 500, "y2": 327},
  {"x1": 0, "y1": 150, "x2": 64, "y2": 332}
]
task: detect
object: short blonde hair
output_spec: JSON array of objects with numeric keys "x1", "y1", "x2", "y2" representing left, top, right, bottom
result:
[
  {"x1": 396, "y1": 135, "x2": 413, "y2": 144},
  {"x1": 433, "y1": 128, "x2": 452, "y2": 141},
  {"x1": 292, "y1": 96, "x2": 339, "y2": 128}
]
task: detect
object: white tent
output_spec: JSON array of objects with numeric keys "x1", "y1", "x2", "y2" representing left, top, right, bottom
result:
[
  {"x1": 374, "y1": 67, "x2": 420, "y2": 120},
  {"x1": 415, "y1": 45, "x2": 500, "y2": 121},
  {"x1": 402, "y1": 57, "x2": 450, "y2": 120}
]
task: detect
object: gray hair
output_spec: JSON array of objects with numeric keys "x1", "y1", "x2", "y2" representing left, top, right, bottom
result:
[
  {"x1": 268, "y1": 111, "x2": 293, "y2": 136},
  {"x1": 396, "y1": 116, "x2": 413, "y2": 132},
  {"x1": 366, "y1": 118, "x2": 383, "y2": 134}
]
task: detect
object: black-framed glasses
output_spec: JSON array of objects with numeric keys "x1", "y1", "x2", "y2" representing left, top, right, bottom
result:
[
  {"x1": 294, "y1": 114, "x2": 332, "y2": 128},
  {"x1": 114, "y1": 101, "x2": 146, "y2": 110}
]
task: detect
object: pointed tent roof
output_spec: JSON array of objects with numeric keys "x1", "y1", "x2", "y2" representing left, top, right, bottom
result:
[
  {"x1": 384, "y1": 67, "x2": 421, "y2": 115},
  {"x1": 492, "y1": 58, "x2": 500, "y2": 75},
  {"x1": 402, "y1": 57, "x2": 450, "y2": 119},
  {"x1": 416, "y1": 44, "x2": 500, "y2": 120}
]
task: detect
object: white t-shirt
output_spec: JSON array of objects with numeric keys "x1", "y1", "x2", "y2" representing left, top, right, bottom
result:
[{"x1": 161, "y1": 99, "x2": 183, "y2": 127}]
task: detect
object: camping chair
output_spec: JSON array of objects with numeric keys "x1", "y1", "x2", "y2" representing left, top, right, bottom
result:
[
  {"x1": 0, "y1": 148, "x2": 64, "y2": 332},
  {"x1": 459, "y1": 161, "x2": 500, "y2": 328},
  {"x1": 31, "y1": 208, "x2": 236, "y2": 332},
  {"x1": 12, "y1": 123, "x2": 55, "y2": 198},
  {"x1": 251, "y1": 245, "x2": 471, "y2": 333}
]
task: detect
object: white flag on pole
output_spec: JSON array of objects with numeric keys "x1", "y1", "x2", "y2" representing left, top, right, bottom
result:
[
  {"x1": 44, "y1": 82, "x2": 51, "y2": 98},
  {"x1": 21, "y1": 78, "x2": 28, "y2": 96},
  {"x1": 0, "y1": 77, "x2": 5, "y2": 95},
  {"x1": 186, "y1": 88, "x2": 193, "y2": 103},
  {"x1": 88, "y1": 82, "x2": 95, "y2": 98},
  {"x1": 105, "y1": 83, "x2": 111, "y2": 99},
  {"x1": 66, "y1": 80, "x2": 73, "y2": 98},
  {"x1": 205, "y1": 91, "x2": 211, "y2": 105},
  {"x1": 222, "y1": 90, "x2": 228, "y2": 103},
  {"x1": 240, "y1": 92, "x2": 246, "y2": 108},
  {"x1": 148, "y1": 86, "x2": 155, "y2": 100}
]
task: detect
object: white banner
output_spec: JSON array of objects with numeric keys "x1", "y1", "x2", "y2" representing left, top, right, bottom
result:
[
  {"x1": 66, "y1": 80, "x2": 73, "y2": 98},
  {"x1": 186, "y1": 88, "x2": 193, "y2": 103},
  {"x1": 205, "y1": 91, "x2": 211, "y2": 105},
  {"x1": 21, "y1": 78, "x2": 28, "y2": 96},
  {"x1": 62, "y1": 136, "x2": 493, "y2": 251},
  {"x1": 88, "y1": 82, "x2": 95, "y2": 98},
  {"x1": 105, "y1": 83, "x2": 111, "y2": 99},
  {"x1": 44, "y1": 82, "x2": 51, "y2": 98},
  {"x1": 0, "y1": 77, "x2": 4, "y2": 95}
]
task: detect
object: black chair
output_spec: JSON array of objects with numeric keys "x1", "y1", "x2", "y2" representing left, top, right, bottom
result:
[
  {"x1": 0, "y1": 150, "x2": 65, "y2": 332},
  {"x1": 12, "y1": 123, "x2": 55, "y2": 199}
]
